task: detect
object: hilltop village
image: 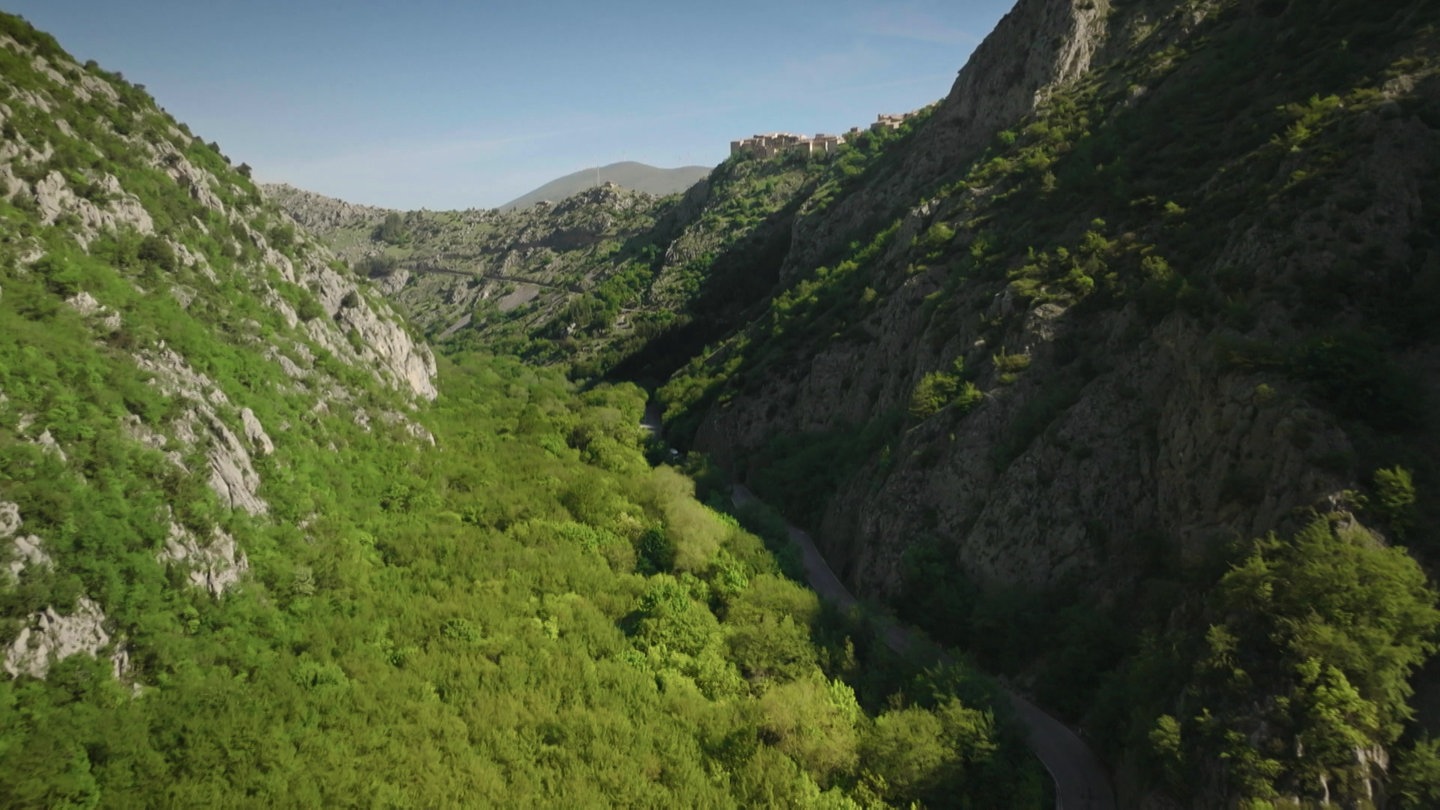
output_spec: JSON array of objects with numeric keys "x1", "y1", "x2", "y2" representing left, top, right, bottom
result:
[{"x1": 730, "y1": 112, "x2": 915, "y2": 157}]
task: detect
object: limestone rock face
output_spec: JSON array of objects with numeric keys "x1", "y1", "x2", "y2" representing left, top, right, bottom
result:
[
  {"x1": 262, "y1": 183, "x2": 391, "y2": 231},
  {"x1": 0, "y1": 501, "x2": 19, "y2": 538},
  {"x1": 204, "y1": 412, "x2": 269, "y2": 516},
  {"x1": 4, "y1": 597, "x2": 119, "y2": 680},
  {"x1": 131, "y1": 347, "x2": 270, "y2": 515},
  {"x1": 157, "y1": 142, "x2": 227, "y2": 213},
  {"x1": 1, "y1": 502, "x2": 53, "y2": 582},
  {"x1": 30, "y1": 170, "x2": 155, "y2": 246},
  {"x1": 158, "y1": 522, "x2": 248, "y2": 596},
  {"x1": 240, "y1": 407, "x2": 275, "y2": 457},
  {"x1": 8, "y1": 535, "x2": 51, "y2": 581},
  {"x1": 931, "y1": 0, "x2": 1108, "y2": 162}
]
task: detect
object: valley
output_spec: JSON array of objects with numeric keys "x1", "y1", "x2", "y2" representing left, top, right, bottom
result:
[{"x1": 4, "y1": 0, "x2": 1440, "y2": 807}]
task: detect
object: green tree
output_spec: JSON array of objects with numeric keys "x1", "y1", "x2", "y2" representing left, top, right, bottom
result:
[
  {"x1": 1182, "y1": 518, "x2": 1440, "y2": 801},
  {"x1": 374, "y1": 212, "x2": 406, "y2": 245},
  {"x1": 136, "y1": 235, "x2": 176, "y2": 272},
  {"x1": 1372, "y1": 465, "x2": 1417, "y2": 538},
  {"x1": 860, "y1": 698, "x2": 996, "y2": 805},
  {"x1": 630, "y1": 576, "x2": 719, "y2": 657},
  {"x1": 1393, "y1": 736, "x2": 1440, "y2": 809}
]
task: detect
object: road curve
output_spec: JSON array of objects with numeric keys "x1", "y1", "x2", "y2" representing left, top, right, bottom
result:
[{"x1": 731, "y1": 484, "x2": 1116, "y2": 810}]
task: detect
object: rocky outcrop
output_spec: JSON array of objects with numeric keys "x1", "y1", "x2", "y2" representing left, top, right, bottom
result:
[
  {"x1": 927, "y1": 0, "x2": 1109, "y2": 165},
  {"x1": 7, "y1": 534, "x2": 49, "y2": 580},
  {"x1": 65, "y1": 290, "x2": 123, "y2": 332},
  {"x1": 156, "y1": 142, "x2": 227, "y2": 213},
  {"x1": 202, "y1": 412, "x2": 269, "y2": 516},
  {"x1": 0, "y1": 505, "x2": 123, "y2": 681},
  {"x1": 1, "y1": 502, "x2": 52, "y2": 581},
  {"x1": 158, "y1": 521, "x2": 248, "y2": 596},
  {"x1": 782, "y1": 0, "x2": 1113, "y2": 280},
  {"x1": 4, "y1": 597, "x2": 126, "y2": 680},
  {"x1": 239, "y1": 407, "x2": 274, "y2": 456},
  {"x1": 133, "y1": 346, "x2": 270, "y2": 515},
  {"x1": 263, "y1": 183, "x2": 393, "y2": 232},
  {"x1": 309, "y1": 262, "x2": 439, "y2": 399},
  {"x1": 30, "y1": 170, "x2": 155, "y2": 246},
  {"x1": 0, "y1": 501, "x2": 19, "y2": 538}
]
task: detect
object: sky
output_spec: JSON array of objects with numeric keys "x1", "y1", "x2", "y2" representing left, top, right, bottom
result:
[{"x1": 4, "y1": 1, "x2": 1016, "y2": 210}]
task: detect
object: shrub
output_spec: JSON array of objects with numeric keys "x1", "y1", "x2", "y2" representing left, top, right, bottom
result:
[
  {"x1": 910, "y1": 372, "x2": 959, "y2": 420},
  {"x1": 374, "y1": 212, "x2": 406, "y2": 245},
  {"x1": 268, "y1": 223, "x2": 296, "y2": 251},
  {"x1": 296, "y1": 296, "x2": 325, "y2": 322},
  {"x1": 137, "y1": 235, "x2": 176, "y2": 272}
]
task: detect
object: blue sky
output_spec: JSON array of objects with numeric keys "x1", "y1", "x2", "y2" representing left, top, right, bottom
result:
[{"x1": 5, "y1": 1, "x2": 1015, "y2": 209}]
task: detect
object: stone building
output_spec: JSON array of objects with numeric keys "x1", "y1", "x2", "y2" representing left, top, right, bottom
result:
[
  {"x1": 730, "y1": 132, "x2": 845, "y2": 158},
  {"x1": 730, "y1": 109, "x2": 922, "y2": 159}
]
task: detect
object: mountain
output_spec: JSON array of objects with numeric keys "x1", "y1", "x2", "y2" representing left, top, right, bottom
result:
[
  {"x1": 287, "y1": 0, "x2": 1440, "y2": 806},
  {"x1": 0, "y1": 11, "x2": 1042, "y2": 809},
  {"x1": 499, "y1": 161, "x2": 711, "y2": 211},
  {"x1": 264, "y1": 181, "x2": 675, "y2": 347},
  {"x1": 665, "y1": 1, "x2": 1440, "y2": 805}
]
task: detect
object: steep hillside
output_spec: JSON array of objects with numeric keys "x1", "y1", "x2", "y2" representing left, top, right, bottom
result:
[
  {"x1": 500, "y1": 161, "x2": 712, "y2": 212},
  {"x1": 0, "y1": 13, "x2": 1044, "y2": 808},
  {"x1": 652, "y1": 0, "x2": 1440, "y2": 805}
]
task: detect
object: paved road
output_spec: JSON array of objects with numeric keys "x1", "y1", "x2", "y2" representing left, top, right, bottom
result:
[{"x1": 731, "y1": 484, "x2": 1116, "y2": 810}]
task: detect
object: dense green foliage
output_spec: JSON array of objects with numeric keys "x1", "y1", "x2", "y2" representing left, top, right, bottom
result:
[
  {"x1": 1164, "y1": 518, "x2": 1439, "y2": 800},
  {"x1": 24, "y1": 0, "x2": 1440, "y2": 805},
  {"x1": 0, "y1": 12, "x2": 1044, "y2": 808}
]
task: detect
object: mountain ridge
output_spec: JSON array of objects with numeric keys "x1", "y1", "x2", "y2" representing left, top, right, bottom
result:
[{"x1": 500, "y1": 160, "x2": 711, "y2": 211}]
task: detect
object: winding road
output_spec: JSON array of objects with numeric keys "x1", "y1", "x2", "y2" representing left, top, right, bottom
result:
[{"x1": 730, "y1": 484, "x2": 1116, "y2": 810}]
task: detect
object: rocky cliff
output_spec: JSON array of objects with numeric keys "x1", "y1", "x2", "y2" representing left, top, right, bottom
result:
[
  {"x1": 688, "y1": 0, "x2": 1438, "y2": 598},
  {"x1": 781, "y1": 0, "x2": 1113, "y2": 281},
  {"x1": 271, "y1": 153, "x2": 831, "y2": 380},
  {"x1": 656, "y1": 0, "x2": 1440, "y2": 804},
  {"x1": 266, "y1": 181, "x2": 667, "y2": 343}
]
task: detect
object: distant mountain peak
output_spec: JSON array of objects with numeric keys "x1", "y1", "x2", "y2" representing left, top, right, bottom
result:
[{"x1": 500, "y1": 161, "x2": 711, "y2": 212}]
